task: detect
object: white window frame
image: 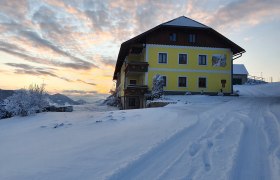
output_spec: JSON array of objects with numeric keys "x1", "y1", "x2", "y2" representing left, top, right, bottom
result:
[
  {"x1": 178, "y1": 76, "x2": 187, "y2": 87},
  {"x1": 178, "y1": 53, "x2": 188, "y2": 65},
  {"x1": 198, "y1": 77, "x2": 207, "y2": 88},
  {"x1": 198, "y1": 54, "x2": 208, "y2": 66},
  {"x1": 158, "y1": 52, "x2": 168, "y2": 64}
]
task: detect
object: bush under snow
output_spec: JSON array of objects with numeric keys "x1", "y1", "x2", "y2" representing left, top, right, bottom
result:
[
  {"x1": 0, "y1": 105, "x2": 7, "y2": 119},
  {"x1": 4, "y1": 84, "x2": 49, "y2": 117}
]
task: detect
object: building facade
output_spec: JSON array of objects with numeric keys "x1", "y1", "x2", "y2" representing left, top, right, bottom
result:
[{"x1": 113, "y1": 16, "x2": 245, "y2": 109}]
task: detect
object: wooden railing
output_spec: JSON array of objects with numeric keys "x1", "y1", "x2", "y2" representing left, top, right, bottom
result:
[
  {"x1": 125, "y1": 62, "x2": 149, "y2": 74},
  {"x1": 124, "y1": 85, "x2": 148, "y2": 96}
]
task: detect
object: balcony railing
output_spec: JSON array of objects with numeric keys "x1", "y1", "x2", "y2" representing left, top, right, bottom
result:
[
  {"x1": 125, "y1": 62, "x2": 149, "y2": 74},
  {"x1": 124, "y1": 85, "x2": 148, "y2": 96}
]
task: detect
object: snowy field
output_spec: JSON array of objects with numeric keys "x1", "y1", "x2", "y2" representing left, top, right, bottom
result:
[{"x1": 0, "y1": 83, "x2": 280, "y2": 180}]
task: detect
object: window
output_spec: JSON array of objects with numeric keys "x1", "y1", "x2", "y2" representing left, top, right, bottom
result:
[
  {"x1": 178, "y1": 77, "x2": 187, "y2": 87},
  {"x1": 179, "y1": 54, "x2": 188, "y2": 64},
  {"x1": 128, "y1": 97, "x2": 136, "y2": 107},
  {"x1": 158, "y1": 53, "x2": 167, "y2": 64},
  {"x1": 199, "y1": 77, "x2": 207, "y2": 88},
  {"x1": 198, "y1": 55, "x2": 207, "y2": 65},
  {"x1": 162, "y1": 76, "x2": 167, "y2": 87},
  {"x1": 129, "y1": 80, "x2": 136, "y2": 85},
  {"x1": 188, "y1": 34, "x2": 196, "y2": 43},
  {"x1": 169, "y1": 33, "x2": 176, "y2": 41}
]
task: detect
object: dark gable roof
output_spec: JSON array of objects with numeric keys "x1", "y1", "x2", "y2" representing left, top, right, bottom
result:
[{"x1": 113, "y1": 16, "x2": 245, "y2": 79}]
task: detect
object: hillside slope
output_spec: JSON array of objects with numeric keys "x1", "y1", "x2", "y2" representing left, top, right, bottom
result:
[{"x1": 0, "y1": 83, "x2": 279, "y2": 180}]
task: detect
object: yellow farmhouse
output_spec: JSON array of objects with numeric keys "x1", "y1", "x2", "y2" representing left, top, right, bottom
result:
[{"x1": 113, "y1": 16, "x2": 245, "y2": 109}]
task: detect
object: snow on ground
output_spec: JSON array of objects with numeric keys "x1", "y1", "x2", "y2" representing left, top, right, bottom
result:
[
  {"x1": 235, "y1": 82, "x2": 280, "y2": 97},
  {"x1": 0, "y1": 83, "x2": 280, "y2": 180}
]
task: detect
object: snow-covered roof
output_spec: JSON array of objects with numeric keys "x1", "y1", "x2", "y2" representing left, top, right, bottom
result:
[
  {"x1": 233, "y1": 64, "x2": 248, "y2": 75},
  {"x1": 162, "y1": 16, "x2": 208, "y2": 28}
]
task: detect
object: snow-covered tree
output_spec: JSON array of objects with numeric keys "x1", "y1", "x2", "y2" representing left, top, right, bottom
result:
[
  {"x1": 104, "y1": 88, "x2": 119, "y2": 107},
  {"x1": 4, "y1": 84, "x2": 49, "y2": 117},
  {"x1": 4, "y1": 89, "x2": 32, "y2": 116},
  {"x1": 104, "y1": 94, "x2": 119, "y2": 107},
  {"x1": 151, "y1": 74, "x2": 164, "y2": 99}
]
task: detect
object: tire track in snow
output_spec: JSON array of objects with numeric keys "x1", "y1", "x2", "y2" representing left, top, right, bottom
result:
[
  {"x1": 263, "y1": 99, "x2": 280, "y2": 179},
  {"x1": 107, "y1": 99, "x2": 245, "y2": 180},
  {"x1": 107, "y1": 98, "x2": 278, "y2": 180},
  {"x1": 107, "y1": 119, "x2": 205, "y2": 180},
  {"x1": 160, "y1": 112, "x2": 246, "y2": 180},
  {"x1": 230, "y1": 98, "x2": 273, "y2": 180}
]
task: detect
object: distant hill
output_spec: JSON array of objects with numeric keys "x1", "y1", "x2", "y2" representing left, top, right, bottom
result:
[
  {"x1": 0, "y1": 90, "x2": 86, "y2": 105},
  {"x1": 47, "y1": 93, "x2": 82, "y2": 105},
  {"x1": 0, "y1": 90, "x2": 14, "y2": 103},
  {"x1": 76, "y1": 99, "x2": 87, "y2": 105}
]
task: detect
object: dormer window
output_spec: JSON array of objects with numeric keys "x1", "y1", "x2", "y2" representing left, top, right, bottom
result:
[
  {"x1": 188, "y1": 34, "x2": 196, "y2": 43},
  {"x1": 169, "y1": 33, "x2": 177, "y2": 41}
]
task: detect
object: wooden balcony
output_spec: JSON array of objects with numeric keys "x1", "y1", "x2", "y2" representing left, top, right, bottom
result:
[
  {"x1": 124, "y1": 85, "x2": 148, "y2": 96},
  {"x1": 125, "y1": 62, "x2": 149, "y2": 75}
]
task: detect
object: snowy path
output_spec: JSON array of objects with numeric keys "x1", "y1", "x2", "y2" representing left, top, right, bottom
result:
[
  {"x1": 108, "y1": 97, "x2": 280, "y2": 180},
  {"x1": 230, "y1": 98, "x2": 272, "y2": 180}
]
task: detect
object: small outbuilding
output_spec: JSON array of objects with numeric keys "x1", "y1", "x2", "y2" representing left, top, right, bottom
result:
[{"x1": 233, "y1": 64, "x2": 248, "y2": 85}]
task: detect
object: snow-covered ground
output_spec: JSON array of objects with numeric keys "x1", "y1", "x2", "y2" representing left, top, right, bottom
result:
[{"x1": 0, "y1": 83, "x2": 280, "y2": 180}]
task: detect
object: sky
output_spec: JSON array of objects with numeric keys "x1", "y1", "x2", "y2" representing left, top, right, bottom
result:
[{"x1": 0, "y1": 0, "x2": 279, "y2": 99}]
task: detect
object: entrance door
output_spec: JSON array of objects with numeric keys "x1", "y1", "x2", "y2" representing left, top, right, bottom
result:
[{"x1": 127, "y1": 96, "x2": 140, "y2": 109}]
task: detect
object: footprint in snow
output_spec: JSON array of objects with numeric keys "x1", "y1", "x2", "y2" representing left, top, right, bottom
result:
[
  {"x1": 53, "y1": 123, "x2": 64, "y2": 128},
  {"x1": 207, "y1": 140, "x2": 213, "y2": 149},
  {"x1": 106, "y1": 115, "x2": 114, "y2": 121},
  {"x1": 202, "y1": 141, "x2": 213, "y2": 172},
  {"x1": 189, "y1": 142, "x2": 200, "y2": 156},
  {"x1": 202, "y1": 150, "x2": 211, "y2": 171}
]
